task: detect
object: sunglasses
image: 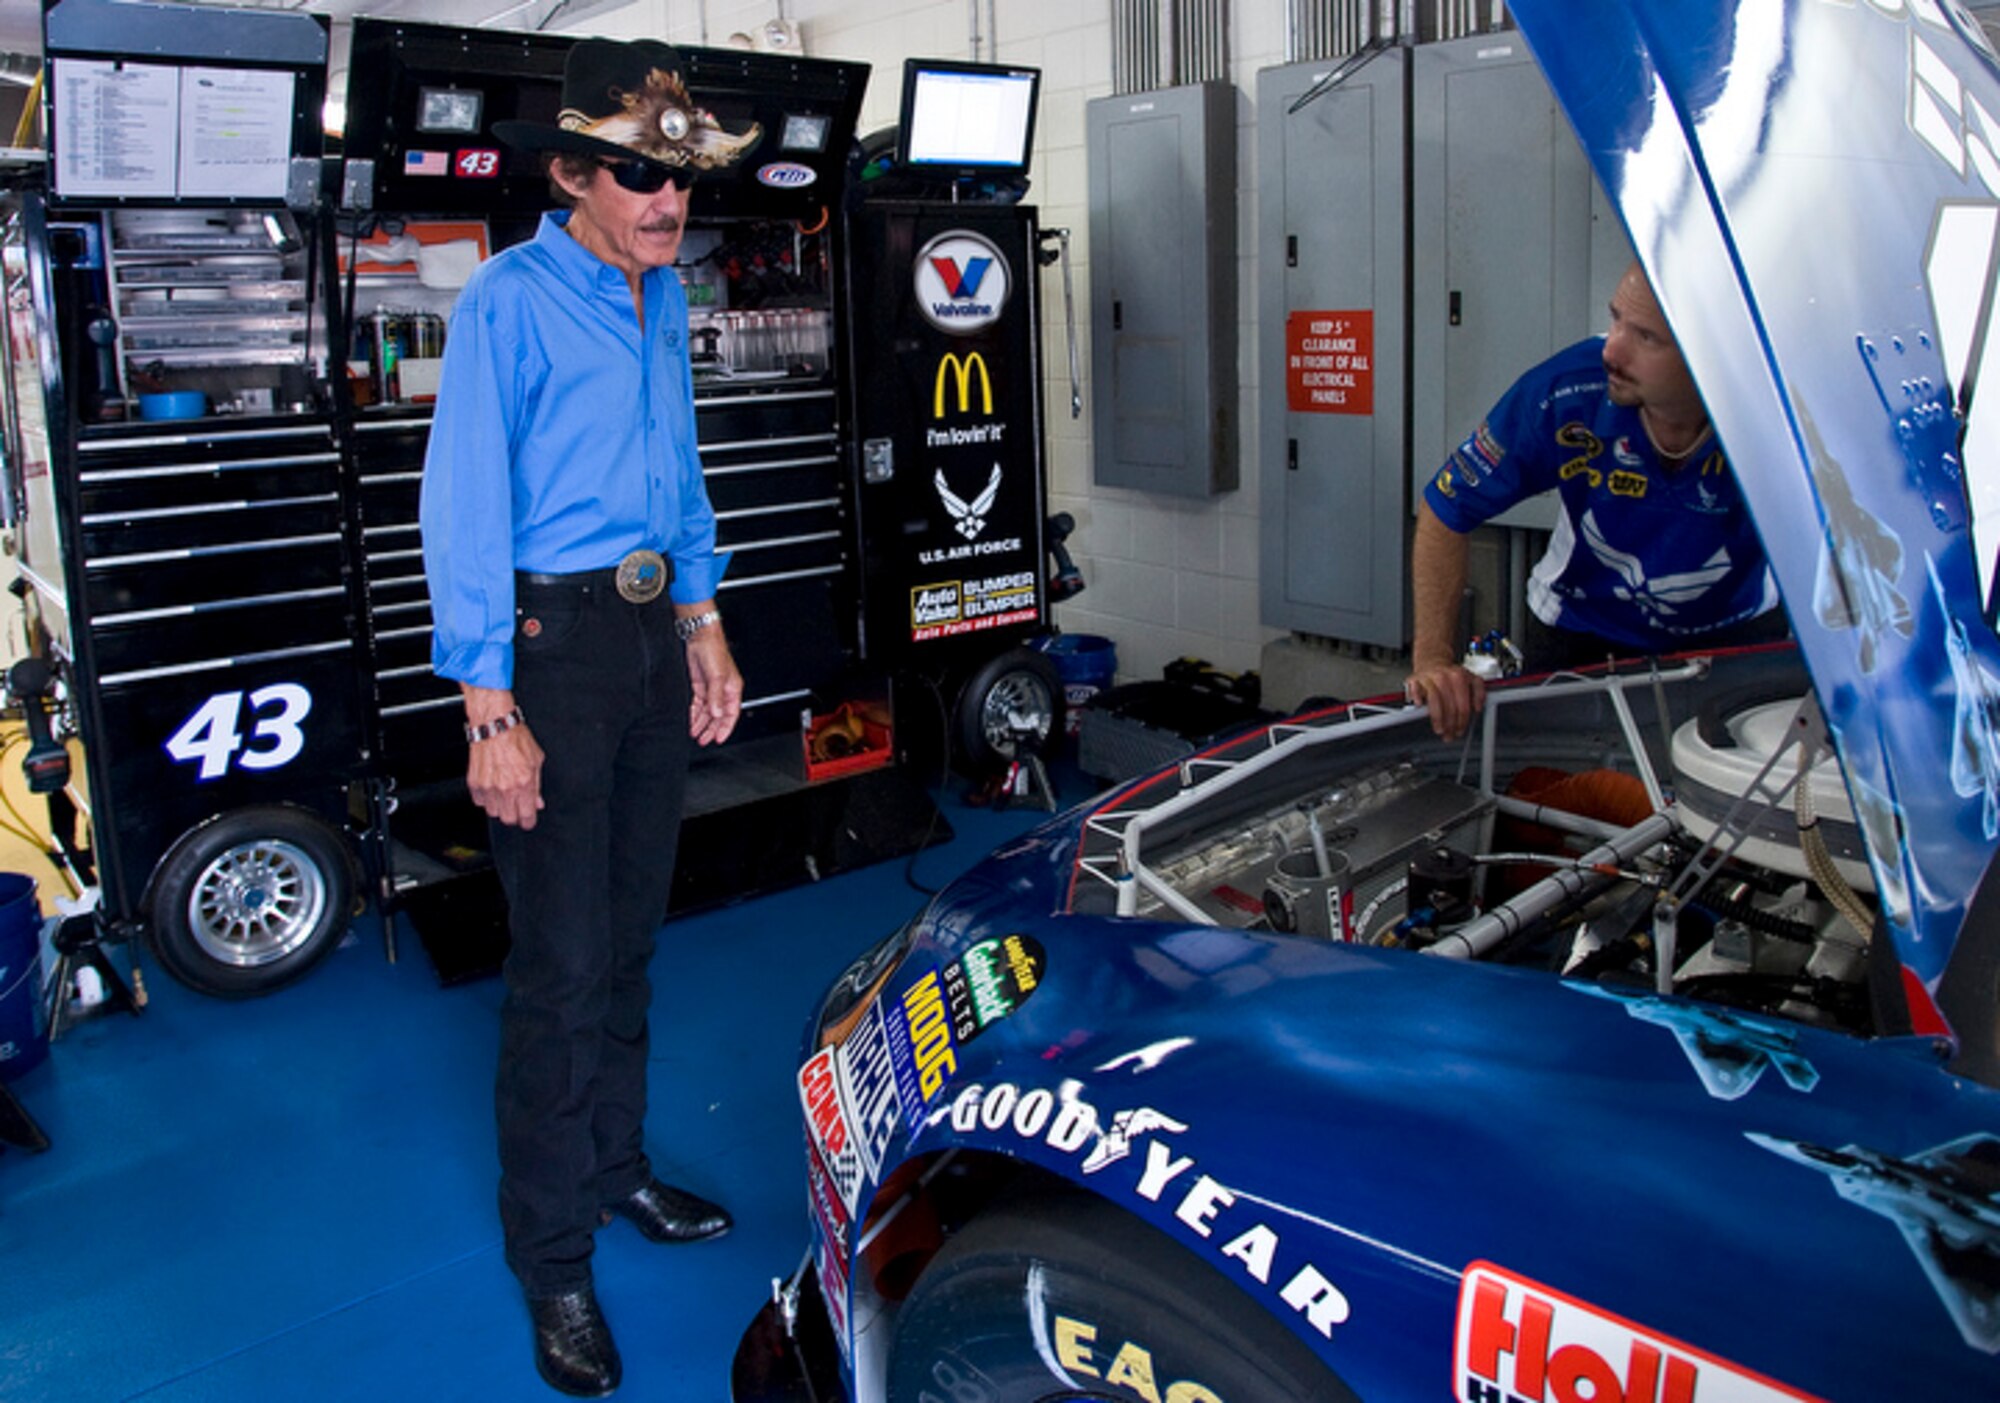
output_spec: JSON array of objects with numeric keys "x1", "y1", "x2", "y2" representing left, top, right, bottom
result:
[{"x1": 599, "y1": 158, "x2": 689, "y2": 195}]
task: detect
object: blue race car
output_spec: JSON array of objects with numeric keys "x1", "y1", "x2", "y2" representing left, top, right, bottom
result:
[{"x1": 736, "y1": 3, "x2": 2000, "y2": 1399}]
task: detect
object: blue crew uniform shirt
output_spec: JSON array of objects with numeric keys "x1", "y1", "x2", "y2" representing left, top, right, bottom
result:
[
  {"x1": 420, "y1": 210, "x2": 727, "y2": 691},
  {"x1": 1423, "y1": 337, "x2": 1777, "y2": 652}
]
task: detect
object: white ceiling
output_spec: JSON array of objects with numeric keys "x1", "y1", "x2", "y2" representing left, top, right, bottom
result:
[{"x1": 0, "y1": 0, "x2": 634, "y2": 69}]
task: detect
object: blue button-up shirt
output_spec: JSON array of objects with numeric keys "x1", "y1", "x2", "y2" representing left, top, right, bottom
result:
[{"x1": 420, "y1": 211, "x2": 726, "y2": 690}]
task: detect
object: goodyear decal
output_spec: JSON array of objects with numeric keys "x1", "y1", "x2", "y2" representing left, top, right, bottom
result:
[
  {"x1": 1054, "y1": 1314, "x2": 1228, "y2": 1402},
  {"x1": 943, "y1": 933, "x2": 1044, "y2": 1043},
  {"x1": 950, "y1": 1080, "x2": 1351, "y2": 1341},
  {"x1": 799, "y1": 1047, "x2": 864, "y2": 1213},
  {"x1": 1455, "y1": 1262, "x2": 1819, "y2": 1403}
]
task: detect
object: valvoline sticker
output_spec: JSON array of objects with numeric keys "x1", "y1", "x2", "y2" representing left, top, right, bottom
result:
[{"x1": 1455, "y1": 1262, "x2": 1821, "y2": 1403}]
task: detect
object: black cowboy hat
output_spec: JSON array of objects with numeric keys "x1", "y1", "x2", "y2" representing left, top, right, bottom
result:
[{"x1": 492, "y1": 38, "x2": 761, "y2": 178}]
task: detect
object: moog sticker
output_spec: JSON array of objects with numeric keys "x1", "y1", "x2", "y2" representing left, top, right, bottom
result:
[
  {"x1": 887, "y1": 966, "x2": 960, "y2": 1126},
  {"x1": 1454, "y1": 1262, "x2": 1819, "y2": 1403}
]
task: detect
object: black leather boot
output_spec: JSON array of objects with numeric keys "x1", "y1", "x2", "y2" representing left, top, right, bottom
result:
[
  {"x1": 602, "y1": 1178, "x2": 732, "y2": 1243},
  {"x1": 527, "y1": 1286, "x2": 621, "y2": 1397}
]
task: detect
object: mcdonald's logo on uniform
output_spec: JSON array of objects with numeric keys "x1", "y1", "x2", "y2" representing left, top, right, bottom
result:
[{"x1": 935, "y1": 352, "x2": 994, "y2": 418}]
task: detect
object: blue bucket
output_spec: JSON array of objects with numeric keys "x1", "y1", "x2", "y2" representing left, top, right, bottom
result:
[
  {"x1": 0, "y1": 874, "x2": 46, "y2": 1079},
  {"x1": 1033, "y1": 634, "x2": 1117, "y2": 735}
]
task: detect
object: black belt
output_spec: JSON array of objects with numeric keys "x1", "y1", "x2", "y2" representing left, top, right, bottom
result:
[
  {"x1": 516, "y1": 567, "x2": 626, "y2": 590},
  {"x1": 516, "y1": 550, "x2": 673, "y2": 604}
]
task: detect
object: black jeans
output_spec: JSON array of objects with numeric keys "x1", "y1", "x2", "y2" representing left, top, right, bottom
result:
[{"x1": 489, "y1": 577, "x2": 691, "y2": 1296}]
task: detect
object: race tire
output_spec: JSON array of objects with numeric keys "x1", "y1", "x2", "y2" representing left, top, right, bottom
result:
[
  {"x1": 146, "y1": 805, "x2": 354, "y2": 999},
  {"x1": 953, "y1": 647, "x2": 1064, "y2": 773},
  {"x1": 886, "y1": 1188, "x2": 1355, "y2": 1403}
]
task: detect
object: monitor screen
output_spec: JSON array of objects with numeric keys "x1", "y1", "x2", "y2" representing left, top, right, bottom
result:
[{"x1": 897, "y1": 59, "x2": 1041, "y2": 175}]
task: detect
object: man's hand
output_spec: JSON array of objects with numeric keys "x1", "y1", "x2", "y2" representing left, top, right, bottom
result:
[
  {"x1": 1408, "y1": 501, "x2": 1485, "y2": 740},
  {"x1": 1405, "y1": 658, "x2": 1485, "y2": 741},
  {"x1": 462, "y1": 685, "x2": 545, "y2": 828},
  {"x1": 683, "y1": 615, "x2": 742, "y2": 747}
]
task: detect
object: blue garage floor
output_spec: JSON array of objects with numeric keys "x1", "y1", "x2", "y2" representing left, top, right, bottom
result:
[{"x1": 0, "y1": 784, "x2": 1056, "y2": 1402}]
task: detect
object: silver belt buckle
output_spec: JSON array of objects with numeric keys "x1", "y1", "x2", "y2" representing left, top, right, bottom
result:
[{"x1": 614, "y1": 548, "x2": 669, "y2": 604}]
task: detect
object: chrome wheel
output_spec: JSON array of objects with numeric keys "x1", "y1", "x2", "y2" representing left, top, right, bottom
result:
[
  {"x1": 977, "y1": 668, "x2": 1056, "y2": 757},
  {"x1": 149, "y1": 806, "x2": 353, "y2": 997},
  {"x1": 954, "y1": 647, "x2": 1065, "y2": 772},
  {"x1": 187, "y1": 837, "x2": 329, "y2": 967}
]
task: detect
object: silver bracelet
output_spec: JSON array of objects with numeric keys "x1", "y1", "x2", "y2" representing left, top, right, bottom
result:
[
  {"x1": 465, "y1": 706, "x2": 525, "y2": 744},
  {"x1": 675, "y1": 608, "x2": 721, "y2": 642}
]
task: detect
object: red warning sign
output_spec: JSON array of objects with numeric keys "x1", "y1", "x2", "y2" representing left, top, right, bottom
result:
[{"x1": 1287, "y1": 310, "x2": 1373, "y2": 414}]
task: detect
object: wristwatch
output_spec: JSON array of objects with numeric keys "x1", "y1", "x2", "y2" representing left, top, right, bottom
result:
[{"x1": 675, "y1": 608, "x2": 721, "y2": 642}]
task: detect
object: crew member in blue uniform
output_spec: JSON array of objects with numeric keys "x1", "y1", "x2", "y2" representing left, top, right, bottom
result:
[
  {"x1": 1406, "y1": 262, "x2": 1782, "y2": 739},
  {"x1": 420, "y1": 38, "x2": 758, "y2": 1397}
]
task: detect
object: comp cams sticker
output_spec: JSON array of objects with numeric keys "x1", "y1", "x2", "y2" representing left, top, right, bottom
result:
[{"x1": 801, "y1": 937, "x2": 1046, "y2": 1217}]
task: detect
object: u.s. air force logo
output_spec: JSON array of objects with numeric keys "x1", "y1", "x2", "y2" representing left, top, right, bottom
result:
[
  {"x1": 936, "y1": 464, "x2": 1001, "y2": 539},
  {"x1": 1582, "y1": 510, "x2": 1733, "y2": 622}
]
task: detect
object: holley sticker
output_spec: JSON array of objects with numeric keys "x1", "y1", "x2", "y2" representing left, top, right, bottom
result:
[{"x1": 1455, "y1": 1262, "x2": 1820, "y2": 1403}]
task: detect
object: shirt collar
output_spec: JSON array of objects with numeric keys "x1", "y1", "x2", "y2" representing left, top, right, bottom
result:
[{"x1": 535, "y1": 209, "x2": 671, "y2": 301}]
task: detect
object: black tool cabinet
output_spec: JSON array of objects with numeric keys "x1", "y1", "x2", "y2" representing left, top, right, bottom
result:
[
  {"x1": 5, "y1": 6, "x2": 1062, "y2": 1002},
  {"x1": 341, "y1": 381, "x2": 857, "y2": 780},
  {"x1": 5, "y1": 189, "x2": 374, "y2": 999}
]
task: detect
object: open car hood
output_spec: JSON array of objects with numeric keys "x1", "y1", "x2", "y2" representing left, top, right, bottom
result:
[{"x1": 1510, "y1": 0, "x2": 2000, "y2": 1000}]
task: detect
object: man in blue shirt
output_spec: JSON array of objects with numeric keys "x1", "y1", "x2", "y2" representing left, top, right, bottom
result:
[
  {"x1": 420, "y1": 38, "x2": 758, "y2": 1396},
  {"x1": 1406, "y1": 262, "x2": 1781, "y2": 739}
]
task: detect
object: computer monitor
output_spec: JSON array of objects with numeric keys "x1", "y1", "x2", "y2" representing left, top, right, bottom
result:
[{"x1": 896, "y1": 58, "x2": 1041, "y2": 179}]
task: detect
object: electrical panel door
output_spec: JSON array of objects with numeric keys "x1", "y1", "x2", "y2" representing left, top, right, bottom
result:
[
  {"x1": 1256, "y1": 52, "x2": 1408, "y2": 647},
  {"x1": 1087, "y1": 81, "x2": 1237, "y2": 497},
  {"x1": 1411, "y1": 32, "x2": 1635, "y2": 529}
]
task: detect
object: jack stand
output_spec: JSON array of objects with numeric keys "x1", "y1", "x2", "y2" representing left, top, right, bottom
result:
[
  {"x1": 45, "y1": 914, "x2": 142, "y2": 1043},
  {"x1": 0, "y1": 1079, "x2": 49, "y2": 1151},
  {"x1": 1001, "y1": 752, "x2": 1057, "y2": 812},
  {"x1": 0, "y1": 1079, "x2": 49, "y2": 1153}
]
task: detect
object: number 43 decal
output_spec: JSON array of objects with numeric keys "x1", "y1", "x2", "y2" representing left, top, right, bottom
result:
[{"x1": 164, "y1": 684, "x2": 313, "y2": 781}]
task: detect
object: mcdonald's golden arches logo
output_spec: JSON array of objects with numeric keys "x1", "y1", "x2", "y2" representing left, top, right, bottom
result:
[{"x1": 935, "y1": 352, "x2": 994, "y2": 418}]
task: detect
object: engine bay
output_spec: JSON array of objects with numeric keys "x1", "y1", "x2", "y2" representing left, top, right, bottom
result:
[{"x1": 1073, "y1": 652, "x2": 1884, "y2": 1036}]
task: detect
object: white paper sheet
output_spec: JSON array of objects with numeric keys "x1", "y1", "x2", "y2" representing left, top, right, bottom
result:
[
  {"x1": 177, "y1": 67, "x2": 295, "y2": 200},
  {"x1": 52, "y1": 58, "x2": 179, "y2": 199}
]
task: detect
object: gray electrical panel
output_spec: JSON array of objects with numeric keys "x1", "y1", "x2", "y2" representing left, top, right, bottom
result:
[
  {"x1": 1410, "y1": 31, "x2": 1635, "y2": 529},
  {"x1": 1257, "y1": 36, "x2": 1634, "y2": 651},
  {"x1": 1087, "y1": 81, "x2": 1238, "y2": 497},
  {"x1": 1256, "y1": 51, "x2": 1409, "y2": 647}
]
